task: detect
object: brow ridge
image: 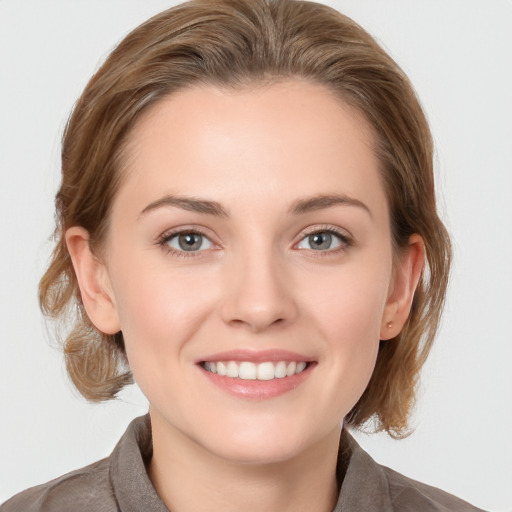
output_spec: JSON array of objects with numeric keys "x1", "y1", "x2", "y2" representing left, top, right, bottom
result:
[
  {"x1": 140, "y1": 195, "x2": 229, "y2": 217},
  {"x1": 289, "y1": 193, "x2": 372, "y2": 217},
  {"x1": 140, "y1": 192, "x2": 371, "y2": 218}
]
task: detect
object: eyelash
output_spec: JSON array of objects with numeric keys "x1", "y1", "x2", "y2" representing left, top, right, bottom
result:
[
  {"x1": 157, "y1": 228, "x2": 214, "y2": 259},
  {"x1": 297, "y1": 226, "x2": 353, "y2": 257},
  {"x1": 156, "y1": 225, "x2": 353, "y2": 259}
]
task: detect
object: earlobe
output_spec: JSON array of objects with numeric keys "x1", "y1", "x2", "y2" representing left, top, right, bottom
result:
[
  {"x1": 65, "y1": 227, "x2": 121, "y2": 335},
  {"x1": 380, "y1": 234, "x2": 425, "y2": 340}
]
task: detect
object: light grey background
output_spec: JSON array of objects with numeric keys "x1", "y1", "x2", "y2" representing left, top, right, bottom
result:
[{"x1": 1, "y1": 1, "x2": 511, "y2": 510}]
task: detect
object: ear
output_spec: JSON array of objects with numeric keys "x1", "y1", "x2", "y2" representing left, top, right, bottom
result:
[
  {"x1": 65, "y1": 227, "x2": 121, "y2": 335},
  {"x1": 380, "y1": 234, "x2": 425, "y2": 340}
]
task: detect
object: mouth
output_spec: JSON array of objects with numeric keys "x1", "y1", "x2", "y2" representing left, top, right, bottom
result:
[
  {"x1": 197, "y1": 350, "x2": 316, "y2": 399},
  {"x1": 201, "y1": 360, "x2": 310, "y2": 380}
]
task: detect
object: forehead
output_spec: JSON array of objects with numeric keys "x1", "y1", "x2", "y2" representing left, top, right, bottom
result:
[{"x1": 117, "y1": 80, "x2": 386, "y2": 220}]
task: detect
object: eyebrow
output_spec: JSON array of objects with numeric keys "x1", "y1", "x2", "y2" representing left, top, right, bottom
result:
[
  {"x1": 139, "y1": 192, "x2": 371, "y2": 218},
  {"x1": 288, "y1": 193, "x2": 372, "y2": 218},
  {"x1": 140, "y1": 195, "x2": 229, "y2": 218}
]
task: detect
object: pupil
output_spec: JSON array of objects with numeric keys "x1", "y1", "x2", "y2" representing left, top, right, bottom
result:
[
  {"x1": 310, "y1": 232, "x2": 331, "y2": 250},
  {"x1": 179, "y1": 233, "x2": 202, "y2": 251}
]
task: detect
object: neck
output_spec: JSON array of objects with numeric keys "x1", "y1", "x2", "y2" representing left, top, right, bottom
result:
[{"x1": 147, "y1": 412, "x2": 341, "y2": 512}]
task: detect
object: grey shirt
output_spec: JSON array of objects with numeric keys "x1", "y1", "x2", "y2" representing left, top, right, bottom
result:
[{"x1": 1, "y1": 414, "x2": 485, "y2": 511}]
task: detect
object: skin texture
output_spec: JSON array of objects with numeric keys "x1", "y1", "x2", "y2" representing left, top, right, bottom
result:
[{"x1": 66, "y1": 80, "x2": 424, "y2": 512}]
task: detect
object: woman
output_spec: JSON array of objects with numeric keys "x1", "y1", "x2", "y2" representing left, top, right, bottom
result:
[{"x1": 0, "y1": 0, "x2": 491, "y2": 510}]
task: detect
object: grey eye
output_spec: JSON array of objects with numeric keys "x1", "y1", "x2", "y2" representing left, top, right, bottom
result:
[
  {"x1": 167, "y1": 233, "x2": 213, "y2": 252},
  {"x1": 309, "y1": 232, "x2": 332, "y2": 250},
  {"x1": 297, "y1": 231, "x2": 344, "y2": 251}
]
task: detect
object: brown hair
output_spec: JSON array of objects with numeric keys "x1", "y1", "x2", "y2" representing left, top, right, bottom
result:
[{"x1": 39, "y1": 0, "x2": 451, "y2": 437}]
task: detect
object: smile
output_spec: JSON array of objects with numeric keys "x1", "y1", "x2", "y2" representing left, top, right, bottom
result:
[
  {"x1": 202, "y1": 360, "x2": 308, "y2": 380},
  {"x1": 198, "y1": 350, "x2": 315, "y2": 399}
]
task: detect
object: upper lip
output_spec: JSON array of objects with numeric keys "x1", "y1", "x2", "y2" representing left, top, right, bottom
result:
[{"x1": 196, "y1": 349, "x2": 314, "y2": 364}]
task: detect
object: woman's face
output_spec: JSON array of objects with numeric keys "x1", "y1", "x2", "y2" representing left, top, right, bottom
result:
[{"x1": 96, "y1": 81, "x2": 407, "y2": 463}]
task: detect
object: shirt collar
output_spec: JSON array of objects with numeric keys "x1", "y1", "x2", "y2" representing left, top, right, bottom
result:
[
  {"x1": 109, "y1": 414, "x2": 393, "y2": 512},
  {"x1": 109, "y1": 414, "x2": 169, "y2": 512},
  {"x1": 333, "y1": 432, "x2": 394, "y2": 512}
]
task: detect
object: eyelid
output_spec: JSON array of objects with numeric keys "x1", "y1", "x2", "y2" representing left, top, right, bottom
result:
[
  {"x1": 155, "y1": 224, "x2": 353, "y2": 257},
  {"x1": 157, "y1": 226, "x2": 209, "y2": 243},
  {"x1": 297, "y1": 224, "x2": 353, "y2": 241},
  {"x1": 156, "y1": 226, "x2": 220, "y2": 257},
  {"x1": 293, "y1": 225, "x2": 354, "y2": 252}
]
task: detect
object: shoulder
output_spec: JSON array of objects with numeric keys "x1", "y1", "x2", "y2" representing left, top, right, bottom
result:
[
  {"x1": 0, "y1": 458, "x2": 117, "y2": 512},
  {"x1": 339, "y1": 431, "x2": 487, "y2": 512},
  {"x1": 381, "y1": 464, "x2": 486, "y2": 512},
  {"x1": 1, "y1": 414, "x2": 160, "y2": 512}
]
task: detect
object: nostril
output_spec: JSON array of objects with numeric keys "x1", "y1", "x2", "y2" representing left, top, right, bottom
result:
[
  {"x1": 219, "y1": 276, "x2": 299, "y2": 331},
  {"x1": 228, "y1": 316, "x2": 286, "y2": 332}
]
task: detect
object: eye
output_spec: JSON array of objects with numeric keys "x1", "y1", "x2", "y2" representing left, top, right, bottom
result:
[
  {"x1": 296, "y1": 230, "x2": 349, "y2": 251},
  {"x1": 164, "y1": 231, "x2": 214, "y2": 252}
]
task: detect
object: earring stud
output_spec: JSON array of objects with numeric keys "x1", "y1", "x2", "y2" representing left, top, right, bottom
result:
[{"x1": 386, "y1": 321, "x2": 393, "y2": 328}]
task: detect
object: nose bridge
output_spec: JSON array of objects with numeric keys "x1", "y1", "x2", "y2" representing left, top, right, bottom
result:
[{"x1": 220, "y1": 234, "x2": 297, "y2": 331}]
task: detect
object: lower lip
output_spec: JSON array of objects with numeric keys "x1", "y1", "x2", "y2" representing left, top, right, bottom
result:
[{"x1": 200, "y1": 363, "x2": 315, "y2": 400}]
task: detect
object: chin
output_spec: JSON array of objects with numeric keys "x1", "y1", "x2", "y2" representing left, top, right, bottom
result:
[
  {"x1": 194, "y1": 417, "x2": 334, "y2": 466},
  {"x1": 205, "y1": 437, "x2": 306, "y2": 466}
]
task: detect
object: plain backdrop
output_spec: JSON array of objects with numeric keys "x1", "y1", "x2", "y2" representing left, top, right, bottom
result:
[{"x1": 0, "y1": 1, "x2": 511, "y2": 510}]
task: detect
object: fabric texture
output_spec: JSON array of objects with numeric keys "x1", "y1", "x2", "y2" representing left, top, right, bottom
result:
[{"x1": 1, "y1": 414, "x2": 485, "y2": 512}]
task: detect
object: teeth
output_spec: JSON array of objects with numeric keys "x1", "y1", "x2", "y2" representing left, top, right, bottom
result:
[
  {"x1": 203, "y1": 360, "x2": 309, "y2": 380},
  {"x1": 226, "y1": 361, "x2": 239, "y2": 378},
  {"x1": 239, "y1": 362, "x2": 256, "y2": 380},
  {"x1": 258, "y1": 362, "x2": 275, "y2": 381},
  {"x1": 275, "y1": 361, "x2": 287, "y2": 379},
  {"x1": 286, "y1": 361, "x2": 296, "y2": 377},
  {"x1": 217, "y1": 362, "x2": 226, "y2": 376}
]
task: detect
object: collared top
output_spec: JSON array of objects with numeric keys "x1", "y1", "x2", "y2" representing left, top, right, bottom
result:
[{"x1": 1, "y1": 415, "x2": 485, "y2": 511}]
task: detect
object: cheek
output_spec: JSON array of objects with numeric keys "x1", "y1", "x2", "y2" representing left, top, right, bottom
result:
[
  {"x1": 108, "y1": 254, "x2": 219, "y2": 370},
  {"x1": 301, "y1": 257, "x2": 391, "y2": 405},
  {"x1": 306, "y1": 256, "x2": 391, "y2": 341}
]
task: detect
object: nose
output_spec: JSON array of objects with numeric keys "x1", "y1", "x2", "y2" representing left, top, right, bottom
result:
[{"x1": 220, "y1": 250, "x2": 298, "y2": 332}]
